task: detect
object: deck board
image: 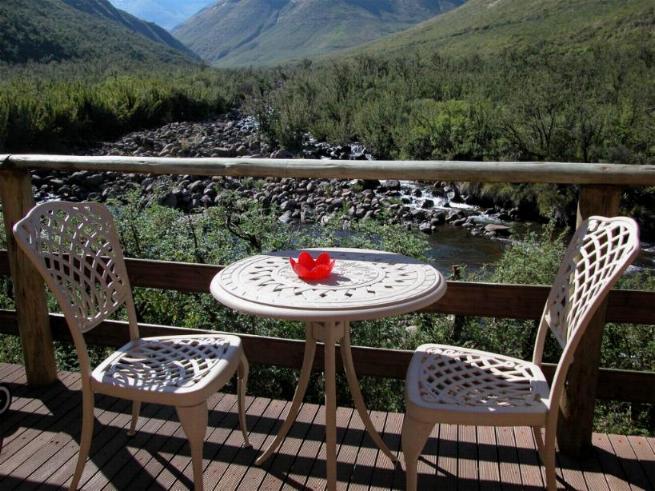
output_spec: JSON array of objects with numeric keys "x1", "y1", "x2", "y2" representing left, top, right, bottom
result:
[{"x1": 0, "y1": 363, "x2": 653, "y2": 490}]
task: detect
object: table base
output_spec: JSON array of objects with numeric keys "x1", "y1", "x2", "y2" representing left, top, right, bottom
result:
[{"x1": 255, "y1": 320, "x2": 399, "y2": 489}]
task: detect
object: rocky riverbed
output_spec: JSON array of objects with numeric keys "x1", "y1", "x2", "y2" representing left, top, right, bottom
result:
[{"x1": 34, "y1": 111, "x2": 523, "y2": 240}]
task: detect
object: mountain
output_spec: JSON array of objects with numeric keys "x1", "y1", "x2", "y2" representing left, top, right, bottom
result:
[
  {"x1": 0, "y1": 0, "x2": 198, "y2": 66},
  {"x1": 355, "y1": 0, "x2": 655, "y2": 57},
  {"x1": 173, "y1": 0, "x2": 464, "y2": 67},
  {"x1": 109, "y1": 0, "x2": 215, "y2": 31}
]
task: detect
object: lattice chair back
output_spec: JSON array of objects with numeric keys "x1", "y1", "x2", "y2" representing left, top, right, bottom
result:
[
  {"x1": 533, "y1": 216, "x2": 639, "y2": 403},
  {"x1": 13, "y1": 202, "x2": 139, "y2": 375}
]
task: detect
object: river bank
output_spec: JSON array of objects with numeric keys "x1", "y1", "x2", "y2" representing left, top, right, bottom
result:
[{"x1": 34, "y1": 112, "x2": 528, "y2": 242}]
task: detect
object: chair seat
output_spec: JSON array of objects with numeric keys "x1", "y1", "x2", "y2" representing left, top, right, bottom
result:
[
  {"x1": 405, "y1": 344, "x2": 550, "y2": 426},
  {"x1": 91, "y1": 334, "x2": 243, "y2": 406}
]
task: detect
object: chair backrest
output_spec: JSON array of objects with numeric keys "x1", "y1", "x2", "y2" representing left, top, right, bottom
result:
[
  {"x1": 532, "y1": 216, "x2": 640, "y2": 405},
  {"x1": 13, "y1": 202, "x2": 139, "y2": 375}
]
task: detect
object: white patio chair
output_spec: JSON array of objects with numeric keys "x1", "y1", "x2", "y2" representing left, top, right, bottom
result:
[
  {"x1": 13, "y1": 201, "x2": 250, "y2": 491},
  {"x1": 402, "y1": 216, "x2": 640, "y2": 491}
]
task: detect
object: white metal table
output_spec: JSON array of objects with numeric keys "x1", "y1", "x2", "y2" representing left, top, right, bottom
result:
[{"x1": 210, "y1": 247, "x2": 446, "y2": 489}]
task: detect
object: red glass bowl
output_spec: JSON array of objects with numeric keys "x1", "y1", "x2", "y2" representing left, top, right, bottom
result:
[{"x1": 289, "y1": 251, "x2": 335, "y2": 280}]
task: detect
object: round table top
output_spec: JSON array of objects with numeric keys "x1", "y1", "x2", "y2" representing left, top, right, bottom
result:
[{"x1": 210, "y1": 248, "x2": 446, "y2": 322}]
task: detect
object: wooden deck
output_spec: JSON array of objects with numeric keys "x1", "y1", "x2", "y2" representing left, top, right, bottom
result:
[{"x1": 1, "y1": 362, "x2": 654, "y2": 490}]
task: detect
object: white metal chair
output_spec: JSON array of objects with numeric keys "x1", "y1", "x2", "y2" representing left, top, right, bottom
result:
[
  {"x1": 13, "y1": 201, "x2": 250, "y2": 491},
  {"x1": 402, "y1": 216, "x2": 640, "y2": 491}
]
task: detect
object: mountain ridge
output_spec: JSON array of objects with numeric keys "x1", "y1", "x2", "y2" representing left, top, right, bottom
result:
[
  {"x1": 0, "y1": 0, "x2": 198, "y2": 66},
  {"x1": 350, "y1": 0, "x2": 655, "y2": 58},
  {"x1": 173, "y1": 0, "x2": 464, "y2": 67}
]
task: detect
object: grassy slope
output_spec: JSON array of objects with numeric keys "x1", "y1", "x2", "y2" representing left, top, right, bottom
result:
[
  {"x1": 173, "y1": 0, "x2": 464, "y2": 68},
  {"x1": 352, "y1": 0, "x2": 655, "y2": 57},
  {"x1": 0, "y1": 0, "x2": 198, "y2": 66}
]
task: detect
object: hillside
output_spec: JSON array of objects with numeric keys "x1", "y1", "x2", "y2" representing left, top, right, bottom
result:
[
  {"x1": 109, "y1": 0, "x2": 214, "y2": 31},
  {"x1": 355, "y1": 0, "x2": 655, "y2": 57},
  {"x1": 0, "y1": 0, "x2": 198, "y2": 66},
  {"x1": 173, "y1": 0, "x2": 464, "y2": 67}
]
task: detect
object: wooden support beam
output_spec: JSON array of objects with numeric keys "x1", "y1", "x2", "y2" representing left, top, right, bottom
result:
[
  {"x1": 558, "y1": 185, "x2": 623, "y2": 457},
  {"x1": 0, "y1": 309, "x2": 652, "y2": 403},
  {"x1": 0, "y1": 170, "x2": 57, "y2": 385},
  {"x1": 0, "y1": 251, "x2": 653, "y2": 323},
  {"x1": 3, "y1": 154, "x2": 655, "y2": 185}
]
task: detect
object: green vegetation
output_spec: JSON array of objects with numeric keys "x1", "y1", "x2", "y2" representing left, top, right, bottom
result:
[
  {"x1": 351, "y1": 0, "x2": 655, "y2": 59},
  {"x1": 0, "y1": 65, "x2": 261, "y2": 152}
]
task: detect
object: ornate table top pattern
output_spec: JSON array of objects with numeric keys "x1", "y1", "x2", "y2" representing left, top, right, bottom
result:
[{"x1": 211, "y1": 248, "x2": 446, "y2": 321}]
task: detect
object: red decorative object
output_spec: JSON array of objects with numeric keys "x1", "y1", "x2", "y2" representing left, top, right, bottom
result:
[{"x1": 289, "y1": 251, "x2": 335, "y2": 280}]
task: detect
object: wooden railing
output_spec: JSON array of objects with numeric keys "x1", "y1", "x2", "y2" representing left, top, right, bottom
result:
[{"x1": 1, "y1": 154, "x2": 655, "y2": 457}]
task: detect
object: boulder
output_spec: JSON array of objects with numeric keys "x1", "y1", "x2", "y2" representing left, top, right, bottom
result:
[{"x1": 484, "y1": 224, "x2": 511, "y2": 237}]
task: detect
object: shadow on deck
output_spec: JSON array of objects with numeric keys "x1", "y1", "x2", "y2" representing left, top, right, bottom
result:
[{"x1": 0, "y1": 363, "x2": 654, "y2": 490}]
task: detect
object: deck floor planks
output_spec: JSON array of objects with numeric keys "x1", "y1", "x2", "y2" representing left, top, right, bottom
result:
[
  {"x1": 37, "y1": 396, "x2": 137, "y2": 489},
  {"x1": 512, "y1": 427, "x2": 545, "y2": 490},
  {"x1": 85, "y1": 403, "x2": 177, "y2": 489},
  {"x1": 495, "y1": 426, "x2": 523, "y2": 489},
  {"x1": 412, "y1": 422, "x2": 439, "y2": 490},
  {"x1": 8, "y1": 393, "x2": 125, "y2": 487},
  {"x1": 0, "y1": 371, "x2": 78, "y2": 459},
  {"x1": 593, "y1": 432, "x2": 632, "y2": 491},
  {"x1": 437, "y1": 423, "x2": 458, "y2": 490},
  {"x1": 627, "y1": 435, "x2": 655, "y2": 489},
  {"x1": 384, "y1": 411, "x2": 406, "y2": 491},
  {"x1": 256, "y1": 402, "x2": 320, "y2": 490},
  {"x1": 458, "y1": 424, "x2": 479, "y2": 490},
  {"x1": 217, "y1": 398, "x2": 289, "y2": 490},
  {"x1": 0, "y1": 372, "x2": 82, "y2": 471},
  {"x1": 0, "y1": 364, "x2": 652, "y2": 491},
  {"x1": 303, "y1": 406, "x2": 354, "y2": 491},
  {"x1": 201, "y1": 396, "x2": 270, "y2": 489},
  {"x1": 284, "y1": 401, "x2": 327, "y2": 490},
  {"x1": 607, "y1": 433, "x2": 652, "y2": 490},
  {"x1": 477, "y1": 426, "x2": 502, "y2": 491},
  {"x1": 131, "y1": 394, "x2": 239, "y2": 491},
  {"x1": 333, "y1": 407, "x2": 360, "y2": 490},
  {"x1": 344, "y1": 408, "x2": 385, "y2": 491}
]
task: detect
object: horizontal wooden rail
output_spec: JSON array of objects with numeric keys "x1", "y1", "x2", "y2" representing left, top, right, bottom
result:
[
  {"x1": 0, "y1": 309, "x2": 652, "y2": 403},
  {"x1": 0, "y1": 251, "x2": 653, "y2": 323},
  {"x1": 3, "y1": 154, "x2": 655, "y2": 185}
]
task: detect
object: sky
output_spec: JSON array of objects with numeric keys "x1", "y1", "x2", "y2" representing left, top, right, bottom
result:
[{"x1": 109, "y1": 0, "x2": 215, "y2": 30}]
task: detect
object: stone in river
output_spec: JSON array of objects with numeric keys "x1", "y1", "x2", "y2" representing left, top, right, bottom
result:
[
  {"x1": 419, "y1": 222, "x2": 433, "y2": 234},
  {"x1": 484, "y1": 224, "x2": 511, "y2": 237},
  {"x1": 278, "y1": 210, "x2": 294, "y2": 224},
  {"x1": 383, "y1": 179, "x2": 401, "y2": 190}
]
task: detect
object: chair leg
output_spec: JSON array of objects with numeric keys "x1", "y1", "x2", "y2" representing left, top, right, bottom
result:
[
  {"x1": 401, "y1": 414, "x2": 433, "y2": 491},
  {"x1": 237, "y1": 351, "x2": 251, "y2": 447},
  {"x1": 177, "y1": 402, "x2": 208, "y2": 491},
  {"x1": 69, "y1": 389, "x2": 95, "y2": 490},
  {"x1": 128, "y1": 401, "x2": 141, "y2": 436},
  {"x1": 542, "y1": 426, "x2": 557, "y2": 491}
]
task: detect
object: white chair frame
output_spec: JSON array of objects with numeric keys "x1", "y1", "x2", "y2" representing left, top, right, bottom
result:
[
  {"x1": 402, "y1": 216, "x2": 640, "y2": 490},
  {"x1": 13, "y1": 201, "x2": 250, "y2": 491}
]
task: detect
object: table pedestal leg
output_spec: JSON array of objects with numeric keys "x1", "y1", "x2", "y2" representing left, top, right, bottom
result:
[
  {"x1": 323, "y1": 323, "x2": 338, "y2": 491},
  {"x1": 256, "y1": 319, "x2": 394, "y2": 490},
  {"x1": 255, "y1": 322, "x2": 317, "y2": 466},
  {"x1": 340, "y1": 325, "x2": 398, "y2": 464}
]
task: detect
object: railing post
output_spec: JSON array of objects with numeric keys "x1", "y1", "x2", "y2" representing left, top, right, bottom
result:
[
  {"x1": 558, "y1": 184, "x2": 622, "y2": 456},
  {"x1": 0, "y1": 168, "x2": 57, "y2": 385}
]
